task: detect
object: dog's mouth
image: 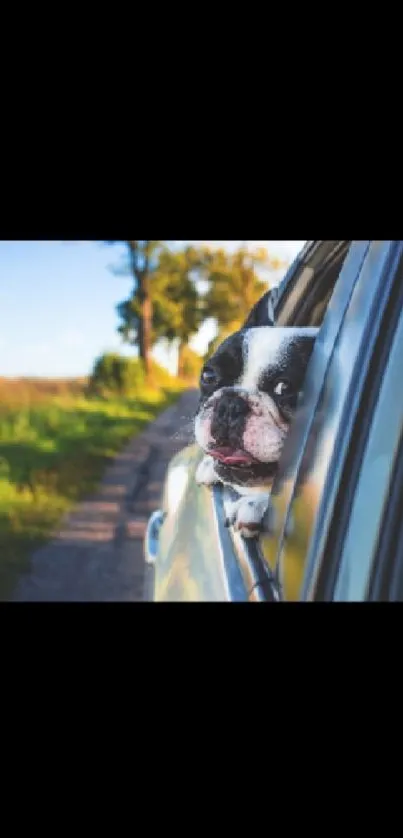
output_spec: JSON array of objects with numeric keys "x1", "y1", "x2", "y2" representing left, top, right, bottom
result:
[{"x1": 208, "y1": 446, "x2": 260, "y2": 467}]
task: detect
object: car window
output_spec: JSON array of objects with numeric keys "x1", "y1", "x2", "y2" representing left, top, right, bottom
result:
[
  {"x1": 258, "y1": 242, "x2": 402, "y2": 601},
  {"x1": 222, "y1": 240, "x2": 354, "y2": 600},
  {"x1": 275, "y1": 241, "x2": 351, "y2": 328},
  {"x1": 215, "y1": 240, "x2": 401, "y2": 602}
]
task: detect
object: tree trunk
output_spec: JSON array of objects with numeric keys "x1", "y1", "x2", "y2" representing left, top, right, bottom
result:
[
  {"x1": 241, "y1": 240, "x2": 254, "y2": 310},
  {"x1": 138, "y1": 279, "x2": 152, "y2": 379},
  {"x1": 177, "y1": 339, "x2": 186, "y2": 378},
  {"x1": 127, "y1": 240, "x2": 152, "y2": 381}
]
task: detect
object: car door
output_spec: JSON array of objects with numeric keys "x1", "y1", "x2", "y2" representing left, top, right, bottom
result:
[
  {"x1": 222, "y1": 239, "x2": 355, "y2": 600},
  {"x1": 308, "y1": 246, "x2": 403, "y2": 601},
  {"x1": 257, "y1": 241, "x2": 403, "y2": 601},
  {"x1": 152, "y1": 443, "x2": 247, "y2": 601}
]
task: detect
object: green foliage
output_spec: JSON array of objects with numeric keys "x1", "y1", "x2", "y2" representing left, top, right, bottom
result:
[
  {"x1": 200, "y1": 245, "x2": 288, "y2": 357},
  {"x1": 0, "y1": 383, "x2": 184, "y2": 600},
  {"x1": 89, "y1": 353, "x2": 145, "y2": 396},
  {"x1": 108, "y1": 240, "x2": 162, "y2": 280},
  {"x1": 106, "y1": 241, "x2": 164, "y2": 375},
  {"x1": 117, "y1": 245, "x2": 205, "y2": 352},
  {"x1": 202, "y1": 246, "x2": 275, "y2": 333},
  {"x1": 151, "y1": 246, "x2": 205, "y2": 342},
  {"x1": 112, "y1": 241, "x2": 287, "y2": 374},
  {"x1": 88, "y1": 352, "x2": 178, "y2": 397}
]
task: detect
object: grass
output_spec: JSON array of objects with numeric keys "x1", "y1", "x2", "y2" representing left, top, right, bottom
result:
[{"x1": 0, "y1": 377, "x2": 186, "y2": 600}]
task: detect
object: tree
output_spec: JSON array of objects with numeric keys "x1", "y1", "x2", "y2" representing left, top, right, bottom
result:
[
  {"x1": 201, "y1": 244, "x2": 287, "y2": 357},
  {"x1": 150, "y1": 245, "x2": 205, "y2": 376},
  {"x1": 116, "y1": 244, "x2": 206, "y2": 377},
  {"x1": 109, "y1": 241, "x2": 287, "y2": 379},
  {"x1": 106, "y1": 240, "x2": 163, "y2": 379}
]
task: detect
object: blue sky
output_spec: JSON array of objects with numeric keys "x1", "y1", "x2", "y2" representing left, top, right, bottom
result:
[{"x1": 0, "y1": 240, "x2": 305, "y2": 377}]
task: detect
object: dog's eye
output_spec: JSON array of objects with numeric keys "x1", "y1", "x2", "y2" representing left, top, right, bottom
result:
[
  {"x1": 273, "y1": 380, "x2": 291, "y2": 396},
  {"x1": 201, "y1": 367, "x2": 218, "y2": 386}
]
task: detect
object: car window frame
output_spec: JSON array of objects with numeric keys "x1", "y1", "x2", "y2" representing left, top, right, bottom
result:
[
  {"x1": 301, "y1": 242, "x2": 403, "y2": 601},
  {"x1": 257, "y1": 241, "x2": 371, "y2": 599},
  {"x1": 368, "y1": 434, "x2": 403, "y2": 601},
  {"x1": 169, "y1": 240, "x2": 400, "y2": 603},
  {"x1": 274, "y1": 240, "x2": 351, "y2": 326},
  {"x1": 220, "y1": 239, "x2": 356, "y2": 600},
  {"x1": 261, "y1": 241, "x2": 403, "y2": 602},
  {"x1": 153, "y1": 240, "x2": 365, "y2": 601},
  {"x1": 318, "y1": 259, "x2": 403, "y2": 601}
]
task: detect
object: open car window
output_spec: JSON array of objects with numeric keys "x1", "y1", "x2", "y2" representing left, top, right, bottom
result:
[{"x1": 222, "y1": 240, "x2": 354, "y2": 600}]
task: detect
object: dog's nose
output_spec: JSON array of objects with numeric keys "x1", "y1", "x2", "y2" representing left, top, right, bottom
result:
[
  {"x1": 216, "y1": 395, "x2": 249, "y2": 423},
  {"x1": 211, "y1": 393, "x2": 250, "y2": 446}
]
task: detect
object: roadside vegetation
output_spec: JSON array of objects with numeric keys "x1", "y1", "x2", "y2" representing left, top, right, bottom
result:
[
  {"x1": 0, "y1": 358, "x2": 189, "y2": 599},
  {"x1": 0, "y1": 240, "x2": 286, "y2": 599}
]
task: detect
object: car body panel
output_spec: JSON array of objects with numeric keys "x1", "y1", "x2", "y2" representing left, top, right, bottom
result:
[
  {"x1": 259, "y1": 242, "x2": 371, "y2": 598},
  {"x1": 154, "y1": 445, "x2": 248, "y2": 601},
  {"x1": 259, "y1": 241, "x2": 399, "y2": 600},
  {"x1": 333, "y1": 303, "x2": 403, "y2": 600}
]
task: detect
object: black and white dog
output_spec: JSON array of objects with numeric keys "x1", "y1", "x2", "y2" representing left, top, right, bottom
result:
[{"x1": 194, "y1": 291, "x2": 318, "y2": 537}]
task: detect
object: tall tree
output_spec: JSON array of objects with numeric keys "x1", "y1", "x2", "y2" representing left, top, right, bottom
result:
[
  {"x1": 107, "y1": 240, "x2": 162, "y2": 378},
  {"x1": 150, "y1": 245, "x2": 205, "y2": 375},
  {"x1": 117, "y1": 244, "x2": 206, "y2": 377},
  {"x1": 110, "y1": 241, "x2": 287, "y2": 377}
]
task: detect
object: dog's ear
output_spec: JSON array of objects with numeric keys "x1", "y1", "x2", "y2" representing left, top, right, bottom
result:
[{"x1": 242, "y1": 288, "x2": 278, "y2": 329}]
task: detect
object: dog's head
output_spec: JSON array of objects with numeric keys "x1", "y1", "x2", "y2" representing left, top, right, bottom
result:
[{"x1": 195, "y1": 326, "x2": 318, "y2": 487}]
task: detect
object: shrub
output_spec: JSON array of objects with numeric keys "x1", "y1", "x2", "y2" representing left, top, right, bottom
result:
[{"x1": 88, "y1": 353, "x2": 178, "y2": 397}]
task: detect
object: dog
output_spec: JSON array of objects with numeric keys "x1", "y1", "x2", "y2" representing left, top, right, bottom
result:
[{"x1": 194, "y1": 321, "x2": 318, "y2": 537}]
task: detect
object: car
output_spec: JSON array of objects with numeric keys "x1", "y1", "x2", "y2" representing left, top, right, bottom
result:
[{"x1": 144, "y1": 241, "x2": 403, "y2": 601}]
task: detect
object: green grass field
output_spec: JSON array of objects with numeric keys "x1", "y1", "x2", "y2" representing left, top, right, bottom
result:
[{"x1": 0, "y1": 378, "x2": 185, "y2": 600}]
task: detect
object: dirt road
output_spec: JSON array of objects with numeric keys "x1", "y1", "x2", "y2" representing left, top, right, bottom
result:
[{"x1": 12, "y1": 389, "x2": 199, "y2": 602}]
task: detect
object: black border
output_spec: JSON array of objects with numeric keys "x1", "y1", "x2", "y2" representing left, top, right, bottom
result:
[
  {"x1": 0, "y1": 166, "x2": 393, "y2": 241},
  {"x1": 1, "y1": 600, "x2": 399, "y2": 699}
]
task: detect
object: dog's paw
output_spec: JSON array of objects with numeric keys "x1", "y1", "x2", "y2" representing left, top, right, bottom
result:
[
  {"x1": 224, "y1": 494, "x2": 271, "y2": 539},
  {"x1": 195, "y1": 455, "x2": 220, "y2": 487}
]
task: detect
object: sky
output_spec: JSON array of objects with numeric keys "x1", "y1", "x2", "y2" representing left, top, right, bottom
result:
[{"x1": 0, "y1": 240, "x2": 306, "y2": 377}]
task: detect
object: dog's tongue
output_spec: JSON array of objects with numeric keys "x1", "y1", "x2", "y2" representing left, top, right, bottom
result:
[{"x1": 209, "y1": 446, "x2": 255, "y2": 465}]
